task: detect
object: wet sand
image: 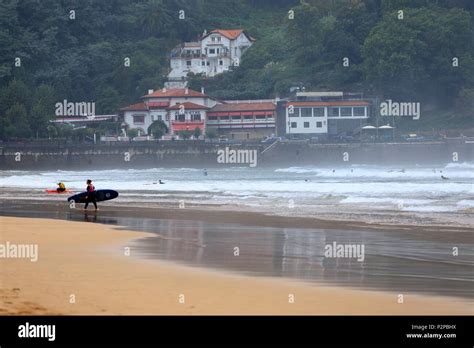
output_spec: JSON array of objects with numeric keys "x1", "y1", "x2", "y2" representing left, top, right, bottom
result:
[
  {"x1": 1, "y1": 201, "x2": 473, "y2": 300},
  {"x1": 0, "y1": 216, "x2": 472, "y2": 315}
]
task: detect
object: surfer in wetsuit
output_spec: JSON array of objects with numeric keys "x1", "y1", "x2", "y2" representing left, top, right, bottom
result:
[
  {"x1": 57, "y1": 182, "x2": 66, "y2": 193},
  {"x1": 84, "y1": 179, "x2": 97, "y2": 210}
]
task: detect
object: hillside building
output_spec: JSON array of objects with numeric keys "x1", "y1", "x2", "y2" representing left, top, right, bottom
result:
[{"x1": 167, "y1": 29, "x2": 255, "y2": 84}]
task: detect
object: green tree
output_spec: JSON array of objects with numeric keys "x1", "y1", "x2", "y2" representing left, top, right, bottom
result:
[
  {"x1": 31, "y1": 84, "x2": 56, "y2": 138},
  {"x1": 193, "y1": 126, "x2": 202, "y2": 139},
  {"x1": 128, "y1": 128, "x2": 139, "y2": 138},
  {"x1": 205, "y1": 127, "x2": 218, "y2": 139},
  {"x1": 47, "y1": 125, "x2": 58, "y2": 139},
  {"x1": 56, "y1": 124, "x2": 74, "y2": 139},
  {"x1": 0, "y1": 79, "x2": 30, "y2": 115},
  {"x1": 5, "y1": 103, "x2": 31, "y2": 139},
  {"x1": 96, "y1": 86, "x2": 121, "y2": 115},
  {"x1": 455, "y1": 88, "x2": 474, "y2": 115},
  {"x1": 147, "y1": 120, "x2": 168, "y2": 138},
  {"x1": 178, "y1": 130, "x2": 192, "y2": 139}
]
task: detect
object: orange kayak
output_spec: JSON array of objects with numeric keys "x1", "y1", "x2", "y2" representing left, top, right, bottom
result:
[{"x1": 45, "y1": 189, "x2": 73, "y2": 194}]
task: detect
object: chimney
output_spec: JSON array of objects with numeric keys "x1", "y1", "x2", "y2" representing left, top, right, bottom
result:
[
  {"x1": 148, "y1": 89, "x2": 154, "y2": 95},
  {"x1": 185, "y1": 88, "x2": 189, "y2": 95},
  {"x1": 201, "y1": 87, "x2": 205, "y2": 94},
  {"x1": 162, "y1": 87, "x2": 167, "y2": 93}
]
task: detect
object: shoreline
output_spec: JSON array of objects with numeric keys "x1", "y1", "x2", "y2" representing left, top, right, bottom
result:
[
  {"x1": 1, "y1": 216, "x2": 472, "y2": 315},
  {"x1": 1, "y1": 198, "x2": 473, "y2": 236},
  {"x1": 1, "y1": 183, "x2": 473, "y2": 228}
]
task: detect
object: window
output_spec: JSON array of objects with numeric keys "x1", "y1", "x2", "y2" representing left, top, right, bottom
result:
[
  {"x1": 256, "y1": 115, "x2": 266, "y2": 120},
  {"x1": 289, "y1": 107, "x2": 299, "y2": 117},
  {"x1": 133, "y1": 115, "x2": 145, "y2": 124},
  {"x1": 190, "y1": 111, "x2": 201, "y2": 121},
  {"x1": 328, "y1": 107, "x2": 340, "y2": 117},
  {"x1": 157, "y1": 115, "x2": 162, "y2": 121},
  {"x1": 232, "y1": 116, "x2": 241, "y2": 120},
  {"x1": 217, "y1": 48, "x2": 220, "y2": 54},
  {"x1": 211, "y1": 37, "x2": 215, "y2": 42},
  {"x1": 291, "y1": 122, "x2": 297, "y2": 128},
  {"x1": 207, "y1": 61, "x2": 210, "y2": 66},
  {"x1": 201, "y1": 61, "x2": 205, "y2": 66},
  {"x1": 313, "y1": 107, "x2": 324, "y2": 117},
  {"x1": 316, "y1": 121, "x2": 323, "y2": 128},
  {"x1": 218, "y1": 36, "x2": 221, "y2": 42},
  {"x1": 209, "y1": 49, "x2": 215, "y2": 54},
  {"x1": 301, "y1": 108, "x2": 312, "y2": 117},
  {"x1": 341, "y1": 107, "x2": 352, "y2": 116},
  {"x1": 219, "y1": 60, "x2": 223, "y2": 65},
  {"x1": 353, "y1": 107, "x2": 365, "y2": 116},
  {"x1": 304, "y1": 122, "x2": 310, "y2": 128},
  {"x1": 220, "y1": 116, "x2": 230, "y2": 120},
  {"x1": 174, "y1": 111, "x2": 186, "y2": 122},
  {"x1": 208, "y1": 116, "x2": 218, "y2": 121},
  {"x1": 186, "y1": 60, "x2": 191, "y2": 66},
  {"x1": 244, "y1": 115, "x2": 253, "y2": 120}
]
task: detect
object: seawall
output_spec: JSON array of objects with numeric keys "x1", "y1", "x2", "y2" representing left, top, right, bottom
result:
[{"x1": 0, "y1": 140, "x2": 472, "y2": 170}]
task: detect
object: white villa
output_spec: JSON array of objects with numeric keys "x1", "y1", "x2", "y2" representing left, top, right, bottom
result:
[
  {"x1": 120, "y1": 88, "x2": 219, "y2": 136},
  {"x1": 167, "y1": 29, "x2": 255, "y2": 82}
]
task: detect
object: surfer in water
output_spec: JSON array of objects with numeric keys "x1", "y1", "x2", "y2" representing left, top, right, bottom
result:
[
  {"x1": 57, "y1": 182, "x2": 66, "y2": 193},
  {"x1": 84, "y1": 179, "x2": 98, "y2": 210},
  {"x1": 441, "y1": 175, "x2": 449, "y2": 180}
]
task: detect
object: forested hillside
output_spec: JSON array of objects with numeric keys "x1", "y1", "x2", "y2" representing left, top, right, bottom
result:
[{"x1": 0, "y1": 0, "x2": 473, "y2": 139}]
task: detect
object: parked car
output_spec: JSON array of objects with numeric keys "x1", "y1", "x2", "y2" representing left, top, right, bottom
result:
[
  {"x1": 261, "y1": 136, "x2": 282, "y2": 144},
  {"x1": 401, "y1": 134, "x2": 425, "y2": 142}
]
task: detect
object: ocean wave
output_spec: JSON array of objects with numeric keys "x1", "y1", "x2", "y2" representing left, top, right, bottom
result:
[{"x1": 444, "y1": 162, "x2": 474, "y2": 170}]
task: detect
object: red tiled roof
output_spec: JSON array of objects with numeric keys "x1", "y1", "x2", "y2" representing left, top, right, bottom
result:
[
  {"x1": 120, "y1": 102, "x2": 148, "y2": 111},
  {"x1": 210, "y1": 102, "x2": 275, "y2": 113},
  {"x1": 167, "y1": 102, "x2": 210, "y2": 110},
  {"x1": 204, "y1": 29, "x2": 255, "y2": 42},
  {"x1": 287, "y1": 101, "x2": 370, "y2": 107},
  {"x1": 147, "y1": 101, "x2": 169, "y2": 109},
  {"x1": 142, "y1": 88, "x2": 208, "y2": 98}
]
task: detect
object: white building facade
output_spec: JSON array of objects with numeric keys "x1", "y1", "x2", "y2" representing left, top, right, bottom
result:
[
  {"x1": 168, "y1": 29, "x2": 255, "y2": 81},
  {"x1": 121, "y1": 88, "x2": 220, "y2": 137},
  {"x1": 285, "y1": 101, "x2": 370, "y2": 137}
]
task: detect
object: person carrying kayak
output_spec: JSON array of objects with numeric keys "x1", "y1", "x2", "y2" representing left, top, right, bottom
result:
[
  {"x1": 84, "y1": 179, "x2": 98, "y2": 210},
  {"x1": 57, "y1": 182, "x2": 66, "y2": 193}
]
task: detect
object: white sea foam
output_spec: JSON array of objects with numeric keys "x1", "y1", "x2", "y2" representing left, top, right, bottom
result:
[{"x1": 1, "y1": 164, "x2": 472, "y2": 214}]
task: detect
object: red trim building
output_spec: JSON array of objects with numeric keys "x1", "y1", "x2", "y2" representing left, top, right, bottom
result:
[
  {"x1": 207, "y1": 101, "x2": 276, "y2": 140},
  {"x1": 120, "y1": 88, "x2": 219, "y2": 137}
]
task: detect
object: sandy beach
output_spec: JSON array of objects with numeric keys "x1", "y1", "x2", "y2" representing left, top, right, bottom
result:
[{"x1": 0, "y1": 215, "x2": 471, "y2": 315}]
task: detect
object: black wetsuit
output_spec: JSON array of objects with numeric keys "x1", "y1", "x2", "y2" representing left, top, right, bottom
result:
[{"x1": 84, "y1": 184, "x2": 97, "y2": 209}]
